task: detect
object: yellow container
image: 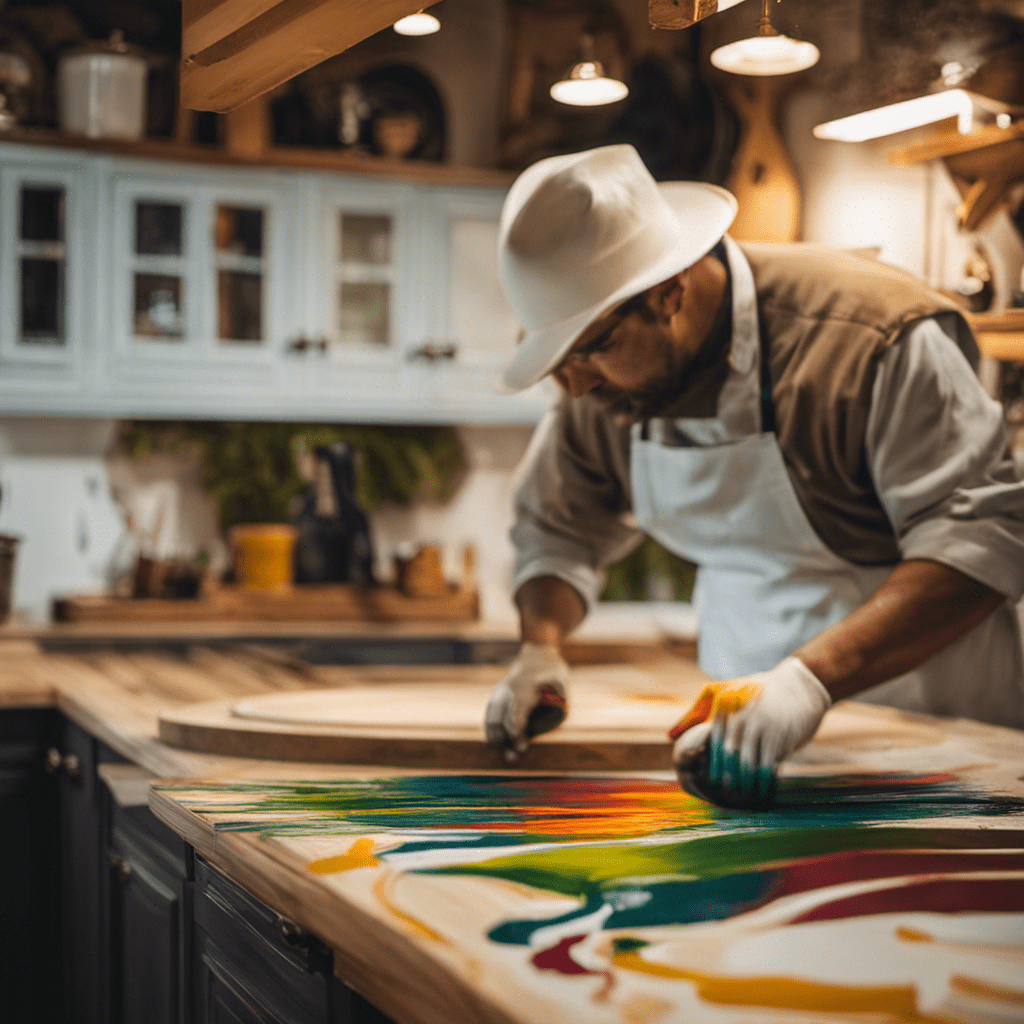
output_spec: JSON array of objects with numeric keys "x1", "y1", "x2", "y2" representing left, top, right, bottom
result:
[{"x1": 230, "y1": 524, "x2": 297, "y2": 591}]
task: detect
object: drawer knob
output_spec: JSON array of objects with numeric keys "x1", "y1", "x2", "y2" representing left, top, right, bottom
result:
[{"x1": 274, "y1": 916, "x2": 305, "y2": 947}]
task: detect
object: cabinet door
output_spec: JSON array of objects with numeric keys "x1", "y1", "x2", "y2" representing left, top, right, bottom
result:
[
  {"x1": 112, "y1": 853, "x2": 180, "y2": 1024},
  {"x1": 0, "y1": 709, "x2": 61, "y2": 1023},
  {"x1": 283, "y1": 176, "x2": 431, "y2": 421},
  {"x1": 56, "y1": 719, "x2": 108, "y2": 1024},
  {"x1": 107, "y1": 168, "x2": 293, "y2": 415},
  {"x1": 417, "y1": 185, "x2": 555, "y2": 423},
  {"x1": 0, "y1": 156, "x2": 93, "y2": 407},
  {"x1": 108, "y1": 802, "x2": 190, "y2": 1024},
  {"x1": 192, "y1": 856, "x2": 392, "y2": 1024}
]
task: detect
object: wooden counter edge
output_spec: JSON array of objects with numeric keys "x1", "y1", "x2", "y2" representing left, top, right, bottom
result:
[{"x1": 149, "y1": 785, "x2": 522, "y2": 1024}]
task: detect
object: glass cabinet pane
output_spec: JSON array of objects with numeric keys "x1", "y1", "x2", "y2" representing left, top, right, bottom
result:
[
  {"x1": 18, "y1": 185, "x2": 66, "y2": 345},
  {"x1": 339, "y1": 214, "x2": 391, "y2": 265},
  {"x1": 20, "y1": 258, "x2": 64, "y2": 341},
  {"x1": 216, "y1": 204, "x2": 264, "y2": 341},
  {"x1": 217, "y1": 271, "x2": 262, "y2": 342},
  {"x1": 216, "y1": 206, "x2": 263, "y2": 257},
  {"x1": 136, "y1": 202, "x2": 182, "y2": 256},
  {"x1": 134, "y1": 274, "x2": 184, "y2": 339},
  {"x1": 338, "y1": 282, "x2": 389, "y2": 347},
  {"x1": 20, "y1": 187, "x2": 63, "y2": 242}
]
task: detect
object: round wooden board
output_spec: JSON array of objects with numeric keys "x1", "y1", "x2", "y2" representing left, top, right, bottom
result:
[{"x1": 158, "y1": 664, "x2": 707, "y2": 770}]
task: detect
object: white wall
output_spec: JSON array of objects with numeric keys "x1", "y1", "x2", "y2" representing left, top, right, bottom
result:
[{"x1": 0, "y1": 419, "x2": 125, "y2": 619}]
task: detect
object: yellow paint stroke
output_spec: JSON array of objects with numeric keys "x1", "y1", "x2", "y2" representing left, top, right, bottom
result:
[
  {"x1": 308, "y1": 838, "x2": 379, "y2": 874},
  {"x1": 626, "y1": 692, "x2": 685, "y2": 703},
  {"x1": 669, "y1": 681, "x2": 761, "y2": 738},
  {"x1": 613, "y1": 951, "x2": 945, "y2": 1021},
  {"x1": 896, "y1": 927, "x2": 1024, "y2": 960},
  {"x1": 371, "y1": 870, "x2": 447, "y2": 944},
  {"x1": 950, "y1": 974, "x2": 1024, "y2": 1007}
]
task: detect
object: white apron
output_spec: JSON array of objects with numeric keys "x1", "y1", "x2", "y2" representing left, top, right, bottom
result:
[{"x1": 629, "y1": 236, "x2": 1024, "y2": 726}]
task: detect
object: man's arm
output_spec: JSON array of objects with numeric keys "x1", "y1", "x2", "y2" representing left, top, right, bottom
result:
[
  {"x1": 516, "y1": 574, "x2": 587, "y2": 647},
  {"x1": 797, "y1": 558, "x2": 1006, "y2": 702}
]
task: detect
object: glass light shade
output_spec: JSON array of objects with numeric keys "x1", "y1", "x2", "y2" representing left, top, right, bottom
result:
[
  {"x1": 710, "y1": 34, "x2": 819, "y2": 76},
  {"x1": 813, "y1": 89, "x2": 975, "y2": 142},
  {"x1": 550, "y1": 62, "x2": 629, "y2": 106},
  {"x1": 393, "y1": 11, "x2": 440, "y2": 36}
]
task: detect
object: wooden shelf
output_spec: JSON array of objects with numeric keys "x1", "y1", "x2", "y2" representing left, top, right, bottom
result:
[
  {"x1": 0, "y1": 128, "x2": 514, "y2": 187},
  {"x1": 888, "y1": 120, "x2": 1024, "y2": 166},
  {"x1": 968, "y1": 310, "x2": 1024, "y2": 361},
  {"x1": 52, "y1": 583, "x2": 480, "y2": 626}
]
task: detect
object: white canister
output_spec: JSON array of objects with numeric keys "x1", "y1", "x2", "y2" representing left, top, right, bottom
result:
[{"x1": 57, "y1": 30, "x2": 147, "y2": 140}]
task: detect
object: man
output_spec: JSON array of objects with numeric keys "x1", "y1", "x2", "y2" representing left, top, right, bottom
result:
[{"x1": 483, "y1": 144, "x2": 1024, "y2": 805}]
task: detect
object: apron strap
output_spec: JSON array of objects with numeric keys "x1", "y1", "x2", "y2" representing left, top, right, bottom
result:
[{"x1": 759, "y1": 321, "x2": 777, "y2": 435}]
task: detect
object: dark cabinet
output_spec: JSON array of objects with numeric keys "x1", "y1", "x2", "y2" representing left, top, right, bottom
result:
[
  {"x1": 108, "y1": 801, "x2": 191, "y2": 1024},
  {"x1": 55, "y1": 718, "x2": 108, "y2": 1024},
  {"x1": 0, "y1": 708, "x2": 61, "y2": 1022},
  {"x1": 193, "y1": 857, "x2": 392, "y2": 1024},
  {"x1": 3, "y1": 707, "x2": 392, "y2": 1024}
]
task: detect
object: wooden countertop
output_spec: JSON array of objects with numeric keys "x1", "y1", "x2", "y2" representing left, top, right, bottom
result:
[{"x1": 5, "y1": 640, "x2": 1024, "y2": 1024}]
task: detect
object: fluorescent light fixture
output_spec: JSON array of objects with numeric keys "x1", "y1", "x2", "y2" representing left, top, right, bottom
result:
[
  {"x1": 393, "y1": 11, "x2": 440, "y2": 36},
  {"x1": 813, "y1": 89, "x2": 975, "y2": 142},
  {"x1": 710, "y1": 34, "x2": 819, "y2": 76}
]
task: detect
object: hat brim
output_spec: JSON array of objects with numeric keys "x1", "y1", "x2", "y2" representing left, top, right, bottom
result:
[{"x1": 499, "y1": 181, "x2": 738, "y2": 393}]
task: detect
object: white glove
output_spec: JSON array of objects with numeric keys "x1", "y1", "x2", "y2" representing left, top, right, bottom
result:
[
  {"x1": 485, "y1": 643, "x2": 569, "y2": 761},
  {"x1": 669, "y1": 657, "x2": 831, "y2": 805}
]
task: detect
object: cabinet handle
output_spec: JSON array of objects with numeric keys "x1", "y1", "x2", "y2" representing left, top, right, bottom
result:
[
  {"x1": 274, "y1": 915, "x2": 305, "y2": 947},
  {"x1": 285, "y1": 335, "x2": 328, "y2": 356},
  {"x1": 43, "y1": 747, "x2": 81, "y2": 778},
  {"x1": 407, "y1": 342, "x2": 457, "y2": 362},
  {"x1": 109, "y1": 852, "x2": 133, "y2": 881}
]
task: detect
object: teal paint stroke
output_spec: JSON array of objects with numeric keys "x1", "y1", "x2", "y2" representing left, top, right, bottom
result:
[{"x1": 157, "y1": 771, "x2": 1024, "y2": 851}]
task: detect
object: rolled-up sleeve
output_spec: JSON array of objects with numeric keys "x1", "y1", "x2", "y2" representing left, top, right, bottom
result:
[
  {"x1": 867, "y1": 315, "x2": 1024, "y2": 599},
  {"x1": 511, "y1": 400, "x2": 643, "y2": 609}
]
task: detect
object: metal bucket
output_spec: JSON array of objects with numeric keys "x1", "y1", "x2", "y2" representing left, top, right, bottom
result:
[{"x1": 0, "y1": 534, "x2": 19, "y2": 623}]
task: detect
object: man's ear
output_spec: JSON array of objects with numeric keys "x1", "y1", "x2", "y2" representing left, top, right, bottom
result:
[{"x1": 648, "y1": 271, "x2": 688, "y2": 318}]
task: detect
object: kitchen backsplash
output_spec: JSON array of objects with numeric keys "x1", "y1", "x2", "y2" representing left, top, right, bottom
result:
[{"x1": 0, "y1": 417, "x2": 533, "y2": 622}]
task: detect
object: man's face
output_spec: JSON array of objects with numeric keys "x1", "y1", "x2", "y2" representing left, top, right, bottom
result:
[{"x1": 550, "y1": 282, "x2": 693, "y2": 419}]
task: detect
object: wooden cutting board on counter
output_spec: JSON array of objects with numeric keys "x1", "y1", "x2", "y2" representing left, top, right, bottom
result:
[{"x1": 158, "y1": 661, "x2": 710, "y2": 770}]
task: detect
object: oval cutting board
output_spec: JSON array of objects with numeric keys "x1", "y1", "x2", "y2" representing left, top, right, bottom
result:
[{"x1": 158, "y1": 663, "x2": 709, "y2": 770}]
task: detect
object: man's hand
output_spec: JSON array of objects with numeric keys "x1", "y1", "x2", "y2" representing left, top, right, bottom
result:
[
  {"x1": 485, "y1": 643, "x2": 569, "y2": 761},
  {"x1": 669, "y1": 657, "x2": 831, "y2": 807}
]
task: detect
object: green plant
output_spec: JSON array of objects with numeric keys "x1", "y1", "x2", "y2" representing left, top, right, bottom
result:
[
  {"x1": 600, "y1": 536, "x2": 696, "y2": 603},
  {"x1": 119, "y1": 421, "x2": 466, "y2": 530}
]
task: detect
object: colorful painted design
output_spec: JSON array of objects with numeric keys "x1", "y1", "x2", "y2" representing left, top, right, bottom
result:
[{"x1": 157, "y1": 768, "x2": 1024, "y2": 1023}]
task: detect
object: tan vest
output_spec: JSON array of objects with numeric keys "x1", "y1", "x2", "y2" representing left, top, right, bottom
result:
[{"x1": 742, "y1": 242, "x2": 970, "y2": 565}]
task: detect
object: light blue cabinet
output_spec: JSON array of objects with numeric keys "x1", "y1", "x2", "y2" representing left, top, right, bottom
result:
[{"x1": 0, "y1": 142, "x2": 553, "y2": 423}]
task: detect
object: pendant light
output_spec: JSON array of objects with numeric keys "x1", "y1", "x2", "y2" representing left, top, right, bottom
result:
[
  {"x1": 710, "y1": 0, "x2": 819, "y2": 77},
  {"x1": 550, "y1": 34, "x2": 629, "y2": 107},
  {"x1": 393, "y1": 10, "x2": 440, "y2": 36}
]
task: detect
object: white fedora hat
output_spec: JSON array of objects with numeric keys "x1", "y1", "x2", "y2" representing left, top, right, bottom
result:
[{"x1": 498, "y1": 144, "x2": 737, "y2": 392}]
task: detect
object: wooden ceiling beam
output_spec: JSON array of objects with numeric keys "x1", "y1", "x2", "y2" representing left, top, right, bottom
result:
[
  {"x1": 181, "y1": 0, "x2": 438, "y2": 113},
  {"x1": 649, "y1": 0, "x2": 734, "y2": 31}
]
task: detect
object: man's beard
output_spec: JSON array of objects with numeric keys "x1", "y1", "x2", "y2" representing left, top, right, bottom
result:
[{"x1": 592, "y1": 340, "x2": 690, "y2": 420}]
